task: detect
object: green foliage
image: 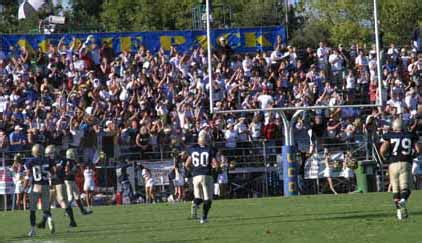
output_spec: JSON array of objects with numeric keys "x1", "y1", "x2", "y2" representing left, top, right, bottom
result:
[
  {"x1": 0, "y1": 1, "x2": 38, "y2": 34},
  {"x1": 379, "y1": 0, "x2": 422, "y2": 45},
  {"x1": 292, "y1": 0, "x2": 422, "y2": 48},
  {"x1": 289, "y1": 21, "x2": 330, "y2": 48}
]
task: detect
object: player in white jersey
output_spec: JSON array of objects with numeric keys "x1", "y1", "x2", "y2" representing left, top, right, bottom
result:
[{"x1": 83, "y1": 163, "x2": 95, "y2": 210}]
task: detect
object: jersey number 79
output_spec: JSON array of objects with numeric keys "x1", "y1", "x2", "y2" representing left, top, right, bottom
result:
[{"x1": 391, "y1": 138, "x2": 412, "y2": 156}]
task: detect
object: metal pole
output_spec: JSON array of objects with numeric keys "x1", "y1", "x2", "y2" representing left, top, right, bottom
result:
[
  {"x1": 285, "y1": 0, "x2": 289, "y2": 41},
  {"x1": 279, "y1": 111, "x2": 290, "y2": 146},
  {"x1": 3, "y1": 151, "x2": 6, "y2": 211},
  {"x1": 206, "y1": 0, "x2": 214, "y2": 114},
  {"x1": 289, "y1": 110, "x2": 305, "y2": 146},
  {"x1": 214, "y1": 103, "x2": 381, "y2": 114},
  {"x1": 263, "y1": 140, "x2": 269, "y2": 197},
  {"x1": 373, "y1": 0, "x2": 383, "y2": 106}
]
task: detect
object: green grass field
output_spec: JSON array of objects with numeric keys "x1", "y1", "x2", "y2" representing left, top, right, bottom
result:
[{"x1": 2, "y1": 191, "x2": 422, "y2": 243}]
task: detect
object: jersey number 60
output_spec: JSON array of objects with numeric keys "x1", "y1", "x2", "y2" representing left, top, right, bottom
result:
[{"x1": 192, "y1": 152, "x2": 209, "y2": 167}]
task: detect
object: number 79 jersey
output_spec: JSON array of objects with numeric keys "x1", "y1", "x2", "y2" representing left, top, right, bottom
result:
[
  {"x1": 382, "y1": 131, "x2": 418, "y2": 163},
  {"x1": 24, "y1": 157, "x2": 54, "y2": 185},
  {"x1": 187, "y1": 144, "x2": 216, "y2": 177}
]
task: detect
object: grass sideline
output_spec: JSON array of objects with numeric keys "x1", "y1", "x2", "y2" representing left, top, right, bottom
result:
[{"x1": 1, "y1": 191, "x2": 422, "y2": 243}]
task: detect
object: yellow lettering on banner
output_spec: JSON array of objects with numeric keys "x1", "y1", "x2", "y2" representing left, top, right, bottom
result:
[
  {"x1": 244, "y1": 32, "x2": 271, "y2": 48},
  {"x1": 216, "y1": 32, "x2": 241, "y2": 48},
  {"x1": 288, "y1": 168, "x2": 296, "y2": 177},
  {"x1": 160, "y1": 36, "x2": 186, "y2": 51},
  {"x1": 196, "y1": 35, "x2": 207, "y2": 48},
  {"x1": 287, "y1": 153, "x2": 294, "y2": 163},
  {"x1": 288, "y1": 182, "x2": 296, "y2": 192},
  {"x1": 38, "y1": 40, "x2": 49, "y2": 53},
  {"x1": 17, "y1": 39, "x2": 34, "y2": 53},
  {"x1": 71, "y1": 38, "x2": 82, "y2": 50},
  {"x1": 101, "y1": 38, "x2": 113, "y2": 48},
  {"x1": 120, "y1": 37, "x2": 131, "y2": 52},
  {"x1": 257, "y1": 35, "x2": 271, "y2": 47}
]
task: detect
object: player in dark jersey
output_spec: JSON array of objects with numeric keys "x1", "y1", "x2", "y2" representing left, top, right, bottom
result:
[
  {"x1": 45, "y1": 145, "x2": 77, "y2": 227},
  {"x1": 185, "y1": 132, "x2": 219, "y2": 224},
  {"x1": 380, "y1": 119, "x2": 421, "y2": 220},
  {"x1": 64, "y1": 148, "x2": 92, "y2": 215},
  {"x1": 24, "y1": 144, "x2": 55, "y2": 237}
]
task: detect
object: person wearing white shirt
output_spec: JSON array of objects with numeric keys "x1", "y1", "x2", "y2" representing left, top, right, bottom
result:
[
  {"x1": 386, "y1": 91, "x2": 404, "y2": 114},
  {"x1": 404, "y1": 88, "x2": 418, "y2": 112},
  {"x1": 345, "y1": 70, "x2": 356, "y2": 96},
  {"x1": 270, "y1": 47, "x2": 283, "y2": 65},
  {"x1": 368, "y1": 54, "x2": 377, "y2": 82},
  {"x1": 317, "y1": 42, "x2": 329, "y2": 70},
  {"x1": 257, "y1": 88, "x2": 273, "y2": 109},
  {"x1": 329, "y1": 49, "x2": 344, "y2": 84},
  {"x1": 224, "y1": 123, "x2": 238, "y2": 150},
  {"x1": 355, "y1": 50, "x2": 368, "y2": 69},
  {"x1": 242, "y1": 56, "x2": 253, "y2": 77},
  {"x1": 234, "y1": 117, "x2": 249, "y2": 142},
  {"x1": 329, "y1": 49, "x2": 344, "y2": 72}
]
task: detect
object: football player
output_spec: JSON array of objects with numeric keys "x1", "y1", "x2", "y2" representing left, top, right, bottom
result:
[
  {"x1": 185, "y1": 132, "x2": 219, "y2": 224},
  {"x1": 46, "y1": 145, "x2": 78, "y2": 227},
  {"x1": 24, "y1": 144, "x2": 55, "y2": 237},
  {"x1": 64, "y1": 148, "x2": 92, "y2": 215},
  {"x1": 380, "y1": 119, "x2": 421, "y2": 220}
]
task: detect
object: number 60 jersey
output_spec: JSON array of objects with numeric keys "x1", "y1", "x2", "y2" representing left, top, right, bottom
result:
[
  {"x1": 24, "y1": 157, "x2": 54, "y2": 186},
  {"x1": 187, "y1": 144, "x2": 216, "y2": 177},
  {"x1": 382, "y1": 131, "x2": 418, "y2": 163}
]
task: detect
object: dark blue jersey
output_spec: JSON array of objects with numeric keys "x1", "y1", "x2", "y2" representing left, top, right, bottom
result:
[
  {"x1": 188, "y1": 144, "x2": 216, "y2": 177},
  {"x1": 64, "y1": 159, "x2": 78, "y2": 181},
  {"x1": 24, "y1": 157, "x2": 54, "y2": 185},
  {"x1": 383, "y1": 131, "x2": 418, "y2": 163},
  {"x1": 51, "y1": 159, "x2": 66, "y2": 185}
]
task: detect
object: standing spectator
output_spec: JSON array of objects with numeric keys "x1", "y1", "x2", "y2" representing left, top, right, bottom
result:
[
  {"x1": 173, "y1": 151, "x2": 187, "y2": 202},
  {"x1": 140, "y1": 165, "x2": 156, "y2": 203},
  {"x1": 136, "y1": 126, "x2": 151, "y2": 160},
  {"x1": 9, "y1": 125, "x2": 26, "y2": 152},
  {"x1": 12, "y1": 153, "x2": 25, "y2": 210},
  {"x1": 317, "y1": 42, "x2": 329, "y2": 71},
  {"x1": 0, "y1": 129, "x2": 9, "y2": 150},
  {"x1": 215, "y1": 150, "x2": 230, "y2": 199},
  {"x1": 83, "y1": 163, "x2": 95, "y2": 211},
  {"x1": 323, "y1": 148, "x2": 338, "y2": 195},
  {"x1": 224, "y1": 122, "x2": 238, "y2": 158}
]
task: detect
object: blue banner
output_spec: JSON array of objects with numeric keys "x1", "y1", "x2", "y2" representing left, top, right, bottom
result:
[{"x1": 0, "y1": 26, "x2": 285, "y2": 55}]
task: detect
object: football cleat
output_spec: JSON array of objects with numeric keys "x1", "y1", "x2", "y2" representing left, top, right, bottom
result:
[
  {"x1": 47, "y1": 217, "x2": 55, "y2": 234},
  {"x1": 396, "y1": 209, "x2": 403, "y2": 220},
  {"x1": 37, "y1": 221, "x2": 46, "y2": 229},
  {"x1": 191, "y1": 205, "x2": 198, "y2": 219},
  {"x1": 28, "y1": 227, "x2": 36, "y2": 237},
  {"x1": 69, "y1": 221, "x2": 77, "y2": 227},
  {"x1": 401, "y1": 207, "x2": 408, "y2": 219},
  {"x1": 199, "y1": 217, "x2": 208, "y2": 224},
  {"x1": 398, "y1": 199, "x2": 408, "y2": 219},
  {"x1": 81, "y1": 210, "x2": 93, "y2": 215}
]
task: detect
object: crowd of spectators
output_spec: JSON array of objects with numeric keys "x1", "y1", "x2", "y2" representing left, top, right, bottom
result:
[{"x1": 0, "y1": 35, "x2": 421, "y2": 164}]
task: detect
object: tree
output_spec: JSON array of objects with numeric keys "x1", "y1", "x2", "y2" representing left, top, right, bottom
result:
[{"x1": 292, "y1": 0, "x2": 422, "y2": 48}]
